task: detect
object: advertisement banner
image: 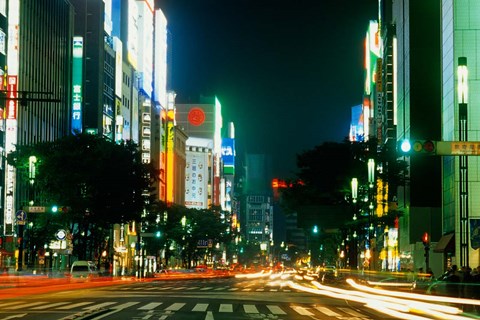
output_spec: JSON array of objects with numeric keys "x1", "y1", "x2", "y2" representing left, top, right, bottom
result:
[
  {"x1": 71, "y1": 37, "x2": 83, "y2": 134},
  {"x1": 470, "y1": 218, "x2": 480, "y2": 249},
  {"x1": 185, "y1": 151, "x2": 208, "y2": 209}
]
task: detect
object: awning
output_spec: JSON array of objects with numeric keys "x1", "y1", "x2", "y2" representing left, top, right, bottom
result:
[{"x1": 433, "y1": 233, "x2": 454, "y2": 253}]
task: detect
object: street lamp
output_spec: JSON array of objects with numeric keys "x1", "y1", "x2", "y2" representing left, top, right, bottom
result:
[
  {"x1": 457, "y1": 57, "x2": 469, "y2": 267},
  {"x1": 368, "y1": 159, "x2": 375, "y2": 188},
  {"x1": 350, "y1": 178, "x2": 359, "y2": 269},
  {"x1": 351, "y1": 178, "x2": 358, "y2": 203},
  {"x1": 367, "y1": 158, "x2": 375, "y2": 270}
]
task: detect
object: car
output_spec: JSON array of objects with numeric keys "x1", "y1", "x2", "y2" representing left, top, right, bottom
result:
[
  {"x1": 317, "y1": 265, "x2": 339, "y2": 283},
  {"x1": 70, "y1": 260, "x2": 99, "y2": 279}
]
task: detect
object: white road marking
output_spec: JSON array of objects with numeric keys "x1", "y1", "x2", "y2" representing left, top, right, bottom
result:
[
  {"x1": 244, "y1": 304, "x2": 259, "y2": 313},
  {"x1": 219, "y1": 304, "x2": 233, "y2": 312},
  {"x1": 192, "y1": 303, "x2": 209, "y2": 312}
]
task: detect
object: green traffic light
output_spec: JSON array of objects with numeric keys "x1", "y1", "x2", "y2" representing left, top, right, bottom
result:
[
  {"x1": 313, "y1": 225, "x2": 318, "y2": 234},
  {"x1": 51, "y1": 205, "x2": 58, "y2": 213},
  {"x1": 155, "y1": 231, "x2": 161, "y2": 238},
  {"x1": 400, "y1": 140, "x2": 411, "y2": 153}
]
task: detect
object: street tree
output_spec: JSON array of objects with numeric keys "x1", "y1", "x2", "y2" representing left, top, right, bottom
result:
[{"x1": 7, "y1": 133, "x2": 156, "y2": 260}]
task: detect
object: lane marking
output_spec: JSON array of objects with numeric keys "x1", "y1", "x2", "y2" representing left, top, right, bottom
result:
[
  {"x1": 164, "y1": 303, "x2": 185, "y2": 311},
  {"x1": 6, "y1": 302, "x2": 48, "y2": 309},
  {"x1": 192, "y1": 303, "x2": 209, "y2": 312},
  {"x1": 244, "y1": 304, "x2": 259, "y2": 313},
  {"x1": 315, "y1": 306, "x2": 341, "y2": 317},
  {"x1": 338, "y1": 307, "x2": 367, "y2": 318},
  {"x1": 83, "y1": 302, "x2": 117, "y2": 310},
  {"x1": 205, "y1": 311, "x2": 214, "y2": 320},
  {"x1": 291, "y1": 306, "x2": 314, "y2": 316},
  {"x1": 219, "y1": 304, "x2": 233, "y2": 312},
  {"x1": 57, "y1": 302, "x2": 94, "y2": 310},
  {"x1": 267, "y1": 305, "x2": 287, "y2": 315},
  {"x1": 138, "y1": 302, "x2": 163, "y2": 310},
  {"x1": 33, "y1": 302, "x2": 70, "y2": 310}
]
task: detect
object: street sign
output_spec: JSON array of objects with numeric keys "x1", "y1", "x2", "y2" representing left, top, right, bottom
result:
[
  {"x1": 197, "y1": 239, "x2": 208, "y2": 248},
  {"x1": 140, "y1": 232, "x2": 154, "y2": 237},
  {"x1": 16, "y1": 210, "x2": 27, "y2": 225},
  {"x1": 56, "y1": 229, "x2": 67, "y2": 241},
  {"x1": 437, "y1": 141, "x2": 480, "y2": 156},
  {"x1": 24, "y1": 206, "x2": 46, "y2": 213}
]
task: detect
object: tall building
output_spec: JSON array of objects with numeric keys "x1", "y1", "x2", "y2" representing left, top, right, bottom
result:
[
  {"x1": 71, "y1": 0, "x2": 115, "y2": 139},
  {"x1": 176, "y1": 96, "x2": 223, "y2": 208},
  {"x1": 362, "y1": 0, "x2": 443, "y2": 273},
  {"x1": 440, "y1": 0, "x2": 480, "y2": 269},
  {"x1": 391, "y1": 0, "x2": 442, "y2": 274},
  {"x1": 377, "y1": 0, "x2": 480, "y2": 274},
  {"x1": 242, "y1": 154, "x2": 273, "y2": 247},
  {"x1": 2, "y1": 0, "x2": 74, "y2": 238}
]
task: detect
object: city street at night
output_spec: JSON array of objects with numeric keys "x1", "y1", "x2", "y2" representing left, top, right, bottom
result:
[{"x1": 0, "y1": 270, "x2": 479, "y2": 319}]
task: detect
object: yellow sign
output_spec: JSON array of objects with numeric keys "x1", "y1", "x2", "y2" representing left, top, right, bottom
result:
[{"x1": 437, "y1": 141, "x2": 480, "y2": 156}]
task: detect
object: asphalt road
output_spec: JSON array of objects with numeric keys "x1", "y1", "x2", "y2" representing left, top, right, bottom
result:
[{"x1": 0, "y1": 276, "x2": 394, "y2": 320}]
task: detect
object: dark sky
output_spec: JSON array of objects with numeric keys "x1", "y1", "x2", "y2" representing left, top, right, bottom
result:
[{"x1": 157, "y1": 0, "x2": 378, "y2": 178}]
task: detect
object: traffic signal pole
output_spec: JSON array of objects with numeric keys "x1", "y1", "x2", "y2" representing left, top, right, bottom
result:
[
  {"x1": 398, "y1": 138, "x2": 478, "y2": 268},
  {"x1": 458, "y1": 57, "x2": 469, "y2": 268}
]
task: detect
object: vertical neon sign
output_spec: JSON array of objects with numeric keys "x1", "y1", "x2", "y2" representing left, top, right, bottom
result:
[
  {"x1": 4, "y1": 0, "x2": 19, "y2": 235},
  {"x1": 71, "y1": 37, "x2": 83, "y2": 134}
]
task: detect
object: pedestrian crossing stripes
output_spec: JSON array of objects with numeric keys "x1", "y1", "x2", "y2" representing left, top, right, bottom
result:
[
  {"x1": 0, "y1": 300, "x2": 372, "y2": 318},
  {"x1": 129, "y1": 285, "x2": 292, "y2": 293},
  {"x1": 110, "y1": 281, "x2": 295, "y2": 293}
]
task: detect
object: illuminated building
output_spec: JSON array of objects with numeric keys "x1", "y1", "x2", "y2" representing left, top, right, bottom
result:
[
  {"x1": 438, "y1": 1, "x2": 480, "y2": 269},
  {"x1": 349, "y1": 104, "x2": 364, "y2": 142},
  {"x1": 2, "y1": 1, "x2": 73, "y2": 245},
  {"x1": 378, "y1": 1, "x2": 442, "y2": 273},
  {"x1": 71, "y1": 0, "x2": 116, "y2": 140},
  {"x1": 242, "y1": 154, "x2": 274, "y2": 248},
  {"x1": 185, "y1": 138, "x2": 212, "y2": 209},
  {"x1": 176, "y1": 96, "x2": 223, "y2": 207}
]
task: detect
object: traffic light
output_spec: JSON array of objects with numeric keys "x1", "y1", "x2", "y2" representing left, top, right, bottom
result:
[
  {"x1": 398, "y1": 139, "x2": 436, "y2": 156},
  {"x1": 51, "y1": 206, "x2": 69, "y2": 213},
  {"x1": 422, "y1": 232, "x2": 429, "y2": 246},
  {"x1": 155, "y1": 231, "x2": 161, "y2": 238},
  {"x1": 422, "y1": 232, "x2": 430, "y2": 259}
]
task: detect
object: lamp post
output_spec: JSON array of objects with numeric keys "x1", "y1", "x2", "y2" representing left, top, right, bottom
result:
[
  {"x1": 458, "y1": 57, "x2": 469, "y2": 267},
  {"x1": 350, "y1": 178, "x2": 358, "y2": 269},
  {"x1": 367, "y1": 158, "x2": 375, "y2": 270}
]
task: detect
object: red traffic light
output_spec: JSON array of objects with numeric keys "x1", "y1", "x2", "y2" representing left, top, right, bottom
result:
[
  {"x1": 423, "y1": 141, "x2": 435, "y2": 153},
  {"x1": 412, "y1": 140, "x2": 436, "y2": 153},
  {"x1": 422, "y1": 232, "x2": 429, "y2": 244}
]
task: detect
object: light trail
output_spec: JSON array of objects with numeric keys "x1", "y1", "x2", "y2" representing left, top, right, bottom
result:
[
  {"x1": 346, "y1": 278, "x2": 480, "y2": 306},
  {"x1": 266, "y1": 277, "x2": 477, "y2": 319}
]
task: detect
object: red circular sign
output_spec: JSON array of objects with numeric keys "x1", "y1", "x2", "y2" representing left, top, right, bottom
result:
[{"x1": 188, "y1": 107, "x2": 206, "y2": 126}]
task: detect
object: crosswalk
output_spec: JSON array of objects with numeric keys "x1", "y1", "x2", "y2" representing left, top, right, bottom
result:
[
  {"x1": 107, "y1": 284, "x2": 293, "y2": 293},
  {"x1": 0, "y1": 300, "x2": 372, "y2": 318}
]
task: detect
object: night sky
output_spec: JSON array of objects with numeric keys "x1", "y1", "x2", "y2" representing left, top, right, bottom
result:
[{"x1": 157, "y1": 0, "x2": 378, "y2": 178}]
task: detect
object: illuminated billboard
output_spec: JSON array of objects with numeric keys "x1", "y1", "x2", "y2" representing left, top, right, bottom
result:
[
  {"x1": 113, "y1": 37, "x2": 122, "y2": 97},
  {"x1": 127, "y1": 0, "x2": 138, "y2": 70},
  {"x1": 137, "y1": 0, "x2": 153, "y2": 96},
  {"x1": 221, "y1": 138, "x2": 235, "y2": 175},
  {"x1": 154, "y1": 9, "x2": 168, "y2": 108},
  {"x1": 349, "y1": 104, "x2": 364, "y2": 142},
  {"x1": 185, "y1": 150, "x2": 209, "y2": 209},
  {"x1": 4, "y1": 0, "x2": 19, "y2": 235},
  {"x1": 71, "y1": 37, "x2": 83, "y2": 134}
]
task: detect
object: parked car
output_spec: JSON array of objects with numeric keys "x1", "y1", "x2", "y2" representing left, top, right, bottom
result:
[{"x1": 70, "y1": 260, "x2": 99, "y2": 279}]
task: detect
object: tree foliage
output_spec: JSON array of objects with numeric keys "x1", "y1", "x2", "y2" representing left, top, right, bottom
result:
[
  {"x1": 142, "y1": 204, "x2": 231, "y2": 268},
  {"x1": 7, "y1": 133, "x2": 156, "y2": 259}
]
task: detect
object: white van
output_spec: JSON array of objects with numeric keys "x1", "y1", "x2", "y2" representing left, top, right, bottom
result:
[{"x1": 70, "y1": 260, "x2": 99, "y2": 279}]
